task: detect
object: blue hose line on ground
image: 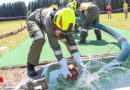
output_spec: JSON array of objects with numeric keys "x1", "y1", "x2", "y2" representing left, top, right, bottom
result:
[
  {"x1": 93, "y1": 23, "x2": 130, "y2": 72},
  {"x1": 76, "y1": 18, "x2": 130, "y2": 63},
  {"x1": 94, "y1": 23, "x2": 130, "y2": 62},
  {"x1": 116, "y1": 41, "x2": 130, "y2": 62},
  {"x1": 94, "y1": 23, "x2": 121, "y2": 39}
]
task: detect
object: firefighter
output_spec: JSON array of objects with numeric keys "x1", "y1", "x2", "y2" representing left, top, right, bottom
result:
[
  {"x1": 67, "y1": 1, "x2": 102, "y2": 43},
  {"x1": 26, "y1": 7, "x2": 85, "y2": 78}
]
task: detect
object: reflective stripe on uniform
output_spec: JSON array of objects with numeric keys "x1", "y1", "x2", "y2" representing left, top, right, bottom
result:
[
  {"x1": 44, "y1": 12, "x2": 51, "y2": 25},
  {"x1": 61, "y1": 38, "x2": 67, "y2": 43},
  {"x1": 54, "y1": 50, "x2": 62, "y2": 55},
  {"x1": 34, "y1": 35, "x2": 44, "y2": 40},
  {"x1": 69, "y1": 45, "x2": 77, "y2": 50},
  {"x1": 82, "y1": 28, "x2": 88, "y2": 32}
]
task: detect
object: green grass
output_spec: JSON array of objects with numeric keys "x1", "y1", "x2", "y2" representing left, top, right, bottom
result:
[
  {"x1": 0, "y1": 20, "x2": 28, "y2": 56},
  {"x1": 0, "y1": 20, "x2": 26, "y2": 35},
  {"x1": 100, "y1": 12, "x2": 130, "y2": 30}
]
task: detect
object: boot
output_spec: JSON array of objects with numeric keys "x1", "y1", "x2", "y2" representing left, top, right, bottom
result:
[
  {"x1": 27, "y1": 62, "x2": 37, "y2": 77},
  {"x1": 94, "y1": 29, "x2": 102, "y2": 40},
  {"x1": 78, "y1": 31, "x2": 88, "y2": 43}
]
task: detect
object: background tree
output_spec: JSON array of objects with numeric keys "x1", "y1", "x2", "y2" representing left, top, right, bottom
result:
[{"x1": 0, "y1": 0, "x2": 130, "y2": 17}]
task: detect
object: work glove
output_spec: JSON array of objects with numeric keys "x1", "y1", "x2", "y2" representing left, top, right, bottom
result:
[
  {"x1": 72, "y1": 52, "x2": 86, "y2": 74},
  {"x1": 59, "y1": 58, "x2": 72, "y2": 78}
]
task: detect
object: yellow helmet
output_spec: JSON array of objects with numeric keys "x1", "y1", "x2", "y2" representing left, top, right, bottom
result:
[
  {"x1": 67, "y1": 2, "x2": 77, "y2": 12},
  {"x1": 48, "y1": 4, "x2": 58, "y2": 9},
  {"x1": 54, "y1": 8, "x2": 76, "y2": 33},
  {"x1": 80, "y1": 2, "x2": 93, "y2": 11}
]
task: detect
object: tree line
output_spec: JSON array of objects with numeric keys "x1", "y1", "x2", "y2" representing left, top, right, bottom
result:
[
  {"x1": 0, "y1": 0, "x2": 130, "y2": 17},
  {"x1": 0, "y1": 1, "x2": 27, "y2": 17}
]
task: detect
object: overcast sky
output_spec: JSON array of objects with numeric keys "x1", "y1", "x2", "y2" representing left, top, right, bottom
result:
[{"x1": 0, "y1": 0, "x2": 35, "y2": 5}]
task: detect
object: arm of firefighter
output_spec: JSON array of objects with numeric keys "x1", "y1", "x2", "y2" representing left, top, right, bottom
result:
[{"x1": 47, "y1": 34, "x2": 63, "y2": 61}]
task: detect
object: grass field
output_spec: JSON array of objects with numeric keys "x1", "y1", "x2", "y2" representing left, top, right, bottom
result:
[
  {"x1": 0, "y1": 13, "x2": 130, "y2": 56},
  {"x1": 0, "y1": 20, "x2": 28, "y2": 56},
  {"x1": 0, "y1": 20, "x2": 26, "y2": 35},
  {"x1": 100, "y1": 13, "x2": 130, "y2": 30}
]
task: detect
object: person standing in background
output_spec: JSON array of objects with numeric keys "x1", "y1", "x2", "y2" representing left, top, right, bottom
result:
[
  {"x1": 106, "y1": 4, "x2": 112, "y2": 19},
  {"x1": 123, "y1": 0, "x2": 128, "y2": 19}
]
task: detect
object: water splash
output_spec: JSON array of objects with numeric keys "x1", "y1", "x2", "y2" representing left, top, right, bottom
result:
[{"x1": 48, "y1": 60, "x2": 129, "y2": 90}]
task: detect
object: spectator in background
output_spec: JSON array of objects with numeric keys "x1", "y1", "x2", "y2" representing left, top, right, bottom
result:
[
  {"x1": 106, "y1": 4, "x2": 112, "y2": 19},
  {"x1": 123, "y1": 0, "x2": 128, "y2": 19}
]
